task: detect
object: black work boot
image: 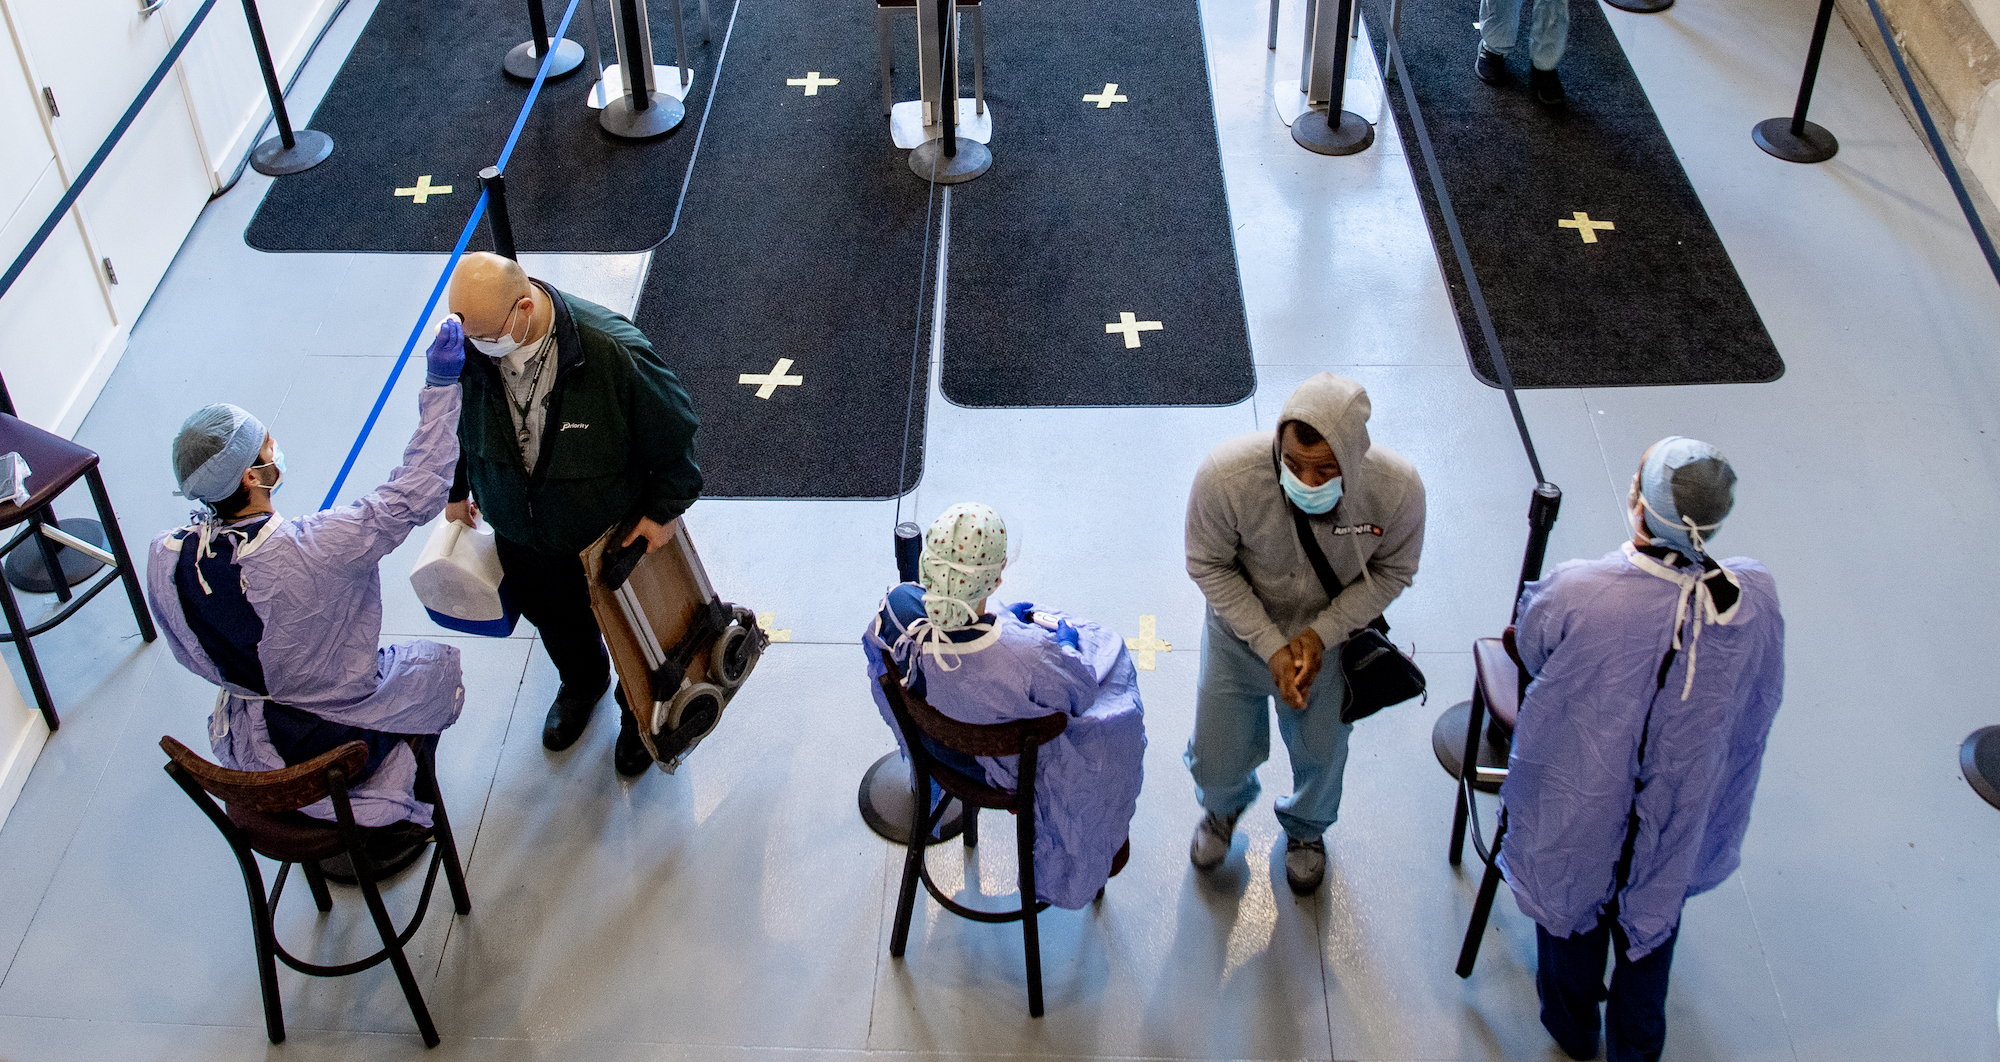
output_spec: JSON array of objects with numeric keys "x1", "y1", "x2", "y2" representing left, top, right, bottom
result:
[
  {"x1": 1474, "y1": 45, "x2": 1507, "y2": 85},
  {"x1": 543, "y1": 673, "x2": 610, "y2": 751},
  {"x1": 614, "y1": 690, "x2": 651, "y2": 777},
  {"x1": 1530, "y1": 66, "x2": 1567, "y2": 108}
]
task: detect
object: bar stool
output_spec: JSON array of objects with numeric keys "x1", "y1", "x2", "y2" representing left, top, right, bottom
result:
[
  {"x1": 0, "y1": 413, "x2": 156, "y2": 731},
  {"x1": 877, "y1": 0, "x2": 986, "y2": 117},
  {"x1": 1430, "y1": 631, "x2": 1525, "y2": 977}
]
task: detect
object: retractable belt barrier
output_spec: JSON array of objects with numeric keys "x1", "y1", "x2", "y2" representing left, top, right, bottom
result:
[
  {"x1": 1383, "y1": 27, "x2": 1563, "y2": 604},
  {"x1": 320, "y1": 0, "x2": 584, "y2": 511}
]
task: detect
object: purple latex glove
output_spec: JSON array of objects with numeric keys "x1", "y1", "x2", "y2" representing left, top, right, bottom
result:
[
  {"x1": 425, "y1": 315, "x2": 465, "y2": 386},
  {"x1": 1006, "y1": 601, "x2": 1037, "y2": 624},
  {"x1": 1055, "y1": 619, "x2": 1081, "y2": 651}
]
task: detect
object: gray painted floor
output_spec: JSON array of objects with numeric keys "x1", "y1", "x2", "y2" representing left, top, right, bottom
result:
[{"x1": 2, "y1": 0, "x2": 1997, "y2": 1057}]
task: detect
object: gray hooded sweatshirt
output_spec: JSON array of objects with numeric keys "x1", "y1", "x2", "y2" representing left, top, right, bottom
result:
[{"x1": 1185, "y1": 373, "x2": 1426, "y2": 663}]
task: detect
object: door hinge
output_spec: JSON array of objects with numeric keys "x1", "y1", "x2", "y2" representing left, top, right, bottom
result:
[
  {"x1": 41, "y1": 87, "x2": 58, "y2": 118},
  {"x1": 102, "y1": 258, "x2": 118, "y2": 286}
]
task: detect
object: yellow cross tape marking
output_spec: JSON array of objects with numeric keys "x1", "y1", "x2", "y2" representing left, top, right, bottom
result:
[
  {"x1": 1125, "y1": 615, "x2": 1172, "y2": 671},
  {"x1": 1557, "y1": 211, "x2": 1615, "y2": 243},
  {"x1": 1083, "y1": 83, "x2": 1129, "y2": 108},
  {"x1": 739, "y1": 358, "x2": 804, "y2": 399},
  {"x1": 1105, "y1": 311, "x2": 1164, "y2": 348},
  {"x1": 757, "y1": 612, "x2": 792, "y2": 642},
  {"x1": 787, "y1": 72, "x2": 839, "y2": 96},
  {"x1": 394, "y1": 175, "x2": 453, "y2": 204}
]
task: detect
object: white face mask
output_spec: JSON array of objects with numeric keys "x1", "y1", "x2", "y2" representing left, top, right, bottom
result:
[{"x1": 467, "y1": 301, "x2": 527, "y2": 358}]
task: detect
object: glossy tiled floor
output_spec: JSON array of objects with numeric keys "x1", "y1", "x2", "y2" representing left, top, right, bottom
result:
[{"x1": 3, "y1": 0, "x2": 1998, "y2": 1057}]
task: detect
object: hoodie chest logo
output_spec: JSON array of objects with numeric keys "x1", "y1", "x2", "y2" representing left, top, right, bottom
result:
[
  {"x1": 561, "y1": 422, "x2": 589, "y2": 431},
  {"x1": 1332, "y1": 524, "x2": 1384, "y2": 537}
]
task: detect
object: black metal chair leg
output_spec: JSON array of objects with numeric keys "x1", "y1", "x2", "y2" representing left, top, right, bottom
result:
[
  {"x1": 962, "y1": 805, "x2": 978, "y2": 848},
  {"x1": 0, "y1": 569, "x2": 57, "y2": 731},
  {"x1": 231, "y1": 844, "x2": 286, "y2": 1043},
  {"x1": 356, "y1": 860, "x2": 440, "y2": 1046},
  {"x1": 1017, "y1": 800, "x2": 1044, "y2": 1018},
  {"x1": 26, "y1": 512, "x2": 72, "y2": 604},
  {"x1": 1456, "y1": 817, "x2": 1509, "y2": 979},
  {"x1": 87, "y1": 469, "x2": 155, "y2": 642},
  {"x1": 1451, "y1": 687, "x2": 1490, "y2": 866},
  {"x1": 300, "y1": 860, "x2": 334, "y2": 913},
  {"x1": 889, "y1": 765, "x2": 929, "y2": 958}
]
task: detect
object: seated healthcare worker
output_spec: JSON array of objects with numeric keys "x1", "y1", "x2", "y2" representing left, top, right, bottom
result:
[
  {"x1": 147, "y1": 318, "x2": 471, "y2": 871},
  {"x1": 863, "y1": 503, "x2": 1146, "y2": 909}
]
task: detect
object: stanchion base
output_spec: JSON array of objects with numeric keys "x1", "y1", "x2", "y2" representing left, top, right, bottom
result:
[
  {"x1": 859, "y1": 750, "x2": 965, "y2": 846},
  {"x1": 5, "y1": 520, "x2": 106, "y2": 594},
  {"x1": 1753, "y1": 117, "x2": 1838, "y2": 163},
  {"x1": 600, "y1": 92, "x2": 686, "y2": 139},
  {"x1": 1292, "y1": 109, "x2": 1375, "y2": 156},
  {"x1": 909, "y1": 137, "x2": 992, "y2": 184},
  {"x1": 1603, "y1": 0, "x2": 1673, "y2": 11},
  {"x1": 249, "y1": 130, "x2": 333, "y2": 176},
  {"x1": 505, "y1": 37, "x2": 586, "y2": 80}
]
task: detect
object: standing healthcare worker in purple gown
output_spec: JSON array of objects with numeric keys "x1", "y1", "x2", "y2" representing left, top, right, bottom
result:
[
  {"x1": 1500, "y1": 437, "x2": 1785, "y2": 1062},
  {"x1": 147, "y1": 318, "x2": 471, "y2": 865},
  {"x1": 864, "y1": 503, "x2": 1147, "y2": 910}
]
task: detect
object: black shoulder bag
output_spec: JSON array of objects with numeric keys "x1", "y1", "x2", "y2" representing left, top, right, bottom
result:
[{"x1": 1290, "y1": 505, "x2": 1426, "y2": 724}]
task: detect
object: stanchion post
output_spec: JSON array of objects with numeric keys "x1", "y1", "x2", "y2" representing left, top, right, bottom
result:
[
  {"x1": 1512, "y1": 482, "x2": 1562, "y2": 618},
  {"x1": 894, "y1": 521, "x2": 923, "y2": 582},
  {"x1": 940, "y1": 0, "x2": 957, "y2": 158},
  {"x1": 1753, "y1": 0, "x2": 1839, "y2": 162},
  {"x1": 480, "y1": 168, "x2": 517, "y2": 260},
  {"x1": 908, "y1": 0, "x2": 990, "y2": 183},
  {"x1": 1292, "y1": 0, "x2": 1374, "y2": 156},
  {"x1": 600, "y1": 0, "x2": 685, "y2": 137},
  {"x1": 242, "y1": 0, "x2": 332, "y2": 175},
  {"x1": 506, "y1": 0, "x2": 585, "y2": 80}
]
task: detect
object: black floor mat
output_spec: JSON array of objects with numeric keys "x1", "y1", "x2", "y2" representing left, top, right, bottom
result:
[
  {"x1": 939, "y1": 0, "x2": 1255, "y2": 407},
  {"x1": 1370, "y1": 0, "x2": 1784, "y2": 387},
  {"x1": 246, "y1": 0, "x2": 720, "y2": 252},
  {"x1": 632, "y1": 0, "x2": 937, "y2": 498}
]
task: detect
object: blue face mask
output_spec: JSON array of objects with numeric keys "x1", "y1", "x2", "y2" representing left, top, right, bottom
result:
[{"x1": 1280, "y1": 464, "x2": 1342, "y2": 514}]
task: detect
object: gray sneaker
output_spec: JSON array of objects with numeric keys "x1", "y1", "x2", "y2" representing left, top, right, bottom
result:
[
  {"x1": 1189, "y1": 811, "x2": 1238, "y2": 870},
  {"x1": 1285, "y1": 836, "x2": 1327, "y2": 895}
]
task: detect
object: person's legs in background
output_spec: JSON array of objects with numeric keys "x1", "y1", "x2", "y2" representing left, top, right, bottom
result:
[
  {"x1": 1476, "y1": 0, "x2": 1527, "y2": 81},
  {"x1": 1524, "y1": 0, "x2": 1570, "y2": 104},
  {"x1": 1535, "y1": 914, "x2": 1614, "y2": 1060},
  {"x1": 1604, "y1": 920, "x2": 1677, "y2": 1062},
  {"x1": 1184, "y1": 608, "x2": 1273, "y2": 868},
  {"x1": 494, "y1": 535, "x2": 610, "y2": 751}
]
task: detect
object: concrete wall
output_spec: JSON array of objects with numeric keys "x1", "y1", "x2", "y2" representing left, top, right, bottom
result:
[{"x1": 1838, "y1": 0, "x2": 2000, "y2": 227}]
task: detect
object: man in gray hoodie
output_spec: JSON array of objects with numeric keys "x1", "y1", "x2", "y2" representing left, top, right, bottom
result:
[{"x1": 1183, "y1": 373, "x2": 1426, "y2": 893}]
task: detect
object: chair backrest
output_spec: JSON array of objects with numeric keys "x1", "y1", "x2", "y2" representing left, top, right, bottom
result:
[
  {"x1": 877, "y1": 648, "x2": 1067, "y2": 759},
  {"x1": 159, "y1": 735, "x2": 368, "y2": 814}
]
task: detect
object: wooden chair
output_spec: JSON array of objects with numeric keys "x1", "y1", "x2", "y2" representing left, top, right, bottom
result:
[
  {"x1": 160, "y1": 734, "x2": 471, "y2": 1046},
  {"x1": 1427, "y1": 631, "x2": 1525, "y2": 977},
  {"x1": 877, "y1": 0, "x2": 987, "y2": 117},
  {"x1": 877, "y1": 648, "x2": 1068, "y2": 1017},
  {"x1": 0, "y1": 413, "x2": 156, "y2": 731}
]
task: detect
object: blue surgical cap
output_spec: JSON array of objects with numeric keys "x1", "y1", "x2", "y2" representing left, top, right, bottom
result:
[
  {"x1": 1638, "y1": 436, "x2": 1736, "y2": 560},
  {"x1": 172, "y1": 404, "x2": 266, "y2": 504}
]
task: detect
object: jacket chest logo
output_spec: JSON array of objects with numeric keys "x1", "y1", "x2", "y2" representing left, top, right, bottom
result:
[
  {"x1": 1332, "y1": 524, "x2": 1384, "y2": 537},
  {"x1": 561, "y1": 422, "x2": 589, "y2": 431}
]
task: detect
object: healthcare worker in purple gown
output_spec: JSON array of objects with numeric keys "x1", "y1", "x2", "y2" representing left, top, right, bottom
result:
[
  {"x1": 864, "y1": 503, "x2": 1147, "y2": 910},
  {"x1": 1500, "y1": 437, "x2": 1784, "y2": 1062},
  {"x1": 148, "y1": 318, "x2": 471, "y2": 834}
]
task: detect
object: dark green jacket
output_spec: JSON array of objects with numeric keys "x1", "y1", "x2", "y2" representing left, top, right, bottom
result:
[{"x1": 450, "y1": 285, "x2": 700, "y2": 556}]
